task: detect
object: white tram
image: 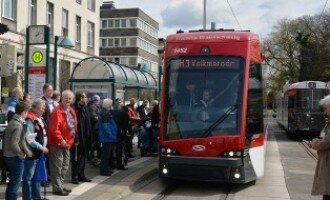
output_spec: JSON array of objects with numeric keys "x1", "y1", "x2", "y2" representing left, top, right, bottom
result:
[{"x1": 276, "y1": 81, "x2": 330, "y2": 135}]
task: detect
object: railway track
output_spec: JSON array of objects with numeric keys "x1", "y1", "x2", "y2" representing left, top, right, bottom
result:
[
  {"x1": 124, "y1": 171, "x2": 233, "y2": 200},
  {"x1": 157, "y1": 181, "x2": 232, "y2": 200}
]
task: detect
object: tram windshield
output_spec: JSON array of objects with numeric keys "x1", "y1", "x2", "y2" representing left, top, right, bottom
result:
[
  {"x1": 293, "y1": 89, "x2": 329, "y2": 110},
  {"x1": 164, "y1": 56, "x2": 244, "y2": 141}
]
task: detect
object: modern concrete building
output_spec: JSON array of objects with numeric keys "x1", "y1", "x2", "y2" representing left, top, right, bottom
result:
[
  {"x1": 0, "y1": 0, "x2": 99, "y2": 93},
  {"x1": 99, "y1": 1, "x2": 159, "y2": 76}
]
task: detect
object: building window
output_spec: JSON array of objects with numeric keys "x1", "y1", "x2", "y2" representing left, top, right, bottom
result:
[
  {"x1": 114, "y1": 38, "x2": 120, "y2": 47},
  {"x1": 121, "y1": 19, "x2": 127, "y2": 28},
  {"x1": 101, "y1": 39, "x2": 107, "y2": 47},
  {"x1": 2, "y1": 0, "x2": 15, "y2": 20},
  {"x1": 108, "y1": 38, "x2": 113, "y2": 47},
  {"x1": 129, "y1": 18, "x2": 137, "y2": 27},
  {"x1": 101, "y1": 20, "x2": 107, "y2": 28},
  {"x1": 108, "y1": 19, "x2": 114, "y2": 28},
  {"x1": 114, "y1": 19, "x2": 120, "y2": 28},
  {"x1": 75, "y1": 16, "x2": 81, "y2": 43},
  {"x1": 114, "y1": 57, "x2": 120, "y2": 64},
  {"x1": 87, "y1": 21, "x2": 94, "y2": 47},
  {"x1": 87, "y1": 0, "x2": 95, "y2": 11},
  {"x1": 62, "y1": 9, "x2": 69, "y2": 37},
  {"x1": 28, "y1": 0, "x2": 37, "y2": 25},
  {"x1": 121, "y1": 38, "x2": 127, "y2": 47},
  {"x1": 46, "y1": 2, "x2": 54, "y2": 36}
]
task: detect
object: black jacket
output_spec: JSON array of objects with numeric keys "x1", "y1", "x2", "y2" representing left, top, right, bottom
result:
[
  {"x1": 74, "y1": 102, "x2": 92, "y2": 147},
  {"x1": 151, "y1": 105, "x2": 159, "y2": 131},
  {"x1": 110, "y1": 109, "x2": 129, "y2": 140}
]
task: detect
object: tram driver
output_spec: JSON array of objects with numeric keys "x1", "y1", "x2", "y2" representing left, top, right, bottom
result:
[{"x1": 193, "y1": 89, "x2": 215, "y2": 122}]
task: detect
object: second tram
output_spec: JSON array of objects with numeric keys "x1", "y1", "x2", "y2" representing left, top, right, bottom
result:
[
  {"x1": 276, "y1": 81, "x2": 330, "y2": 135},
  {"x1": 159, "y1": 29, "x2": 266, "y2": 183}
]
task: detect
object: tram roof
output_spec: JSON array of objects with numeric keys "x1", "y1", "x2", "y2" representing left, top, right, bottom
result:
[
  {"x1": 166, "y1": 30, "x2": 260, "y2": 43},
  {"x1": 288, "y1": 81, "x2": 329, "y2": 90},
  {"x1": 69, "y1": 57, "x2": 157, "y2": 89}
]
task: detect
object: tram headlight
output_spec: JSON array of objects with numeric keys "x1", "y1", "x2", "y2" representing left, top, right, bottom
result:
[
  {"x1": 306, "y1": 113, "x2": 310, "y2": 117},
  {"x1": 229, "y1": 151, "x2": 235, "y2": 157},
  {"x1": 234, "y1": 172, "x2": 241, "y2": 179},
  {"x1": 162, "y1": 168, "x2": 168, "y2": 174},
  {"x1": 160, "y1": 146, "x2": 179, "y2": 155},
  {"x1": 222, "y1": 150, "x2": 243, "y2": 158}
]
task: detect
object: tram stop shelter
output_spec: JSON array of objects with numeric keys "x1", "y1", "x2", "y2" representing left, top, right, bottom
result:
[{"x1": 69, "y1": 57, "x2": 157, "y2": 101}]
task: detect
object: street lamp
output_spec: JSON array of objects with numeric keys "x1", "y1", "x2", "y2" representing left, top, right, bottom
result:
[{"x1": 53, "y1": 36, "x2": 74, "y2": 90}]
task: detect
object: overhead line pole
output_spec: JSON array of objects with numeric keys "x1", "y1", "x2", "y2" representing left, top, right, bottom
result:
[{"x1": 203, "y1": 0, "x2": 206, "y2": 29}]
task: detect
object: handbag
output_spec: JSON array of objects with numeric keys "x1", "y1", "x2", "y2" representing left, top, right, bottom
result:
[{"x1": 33, "y1": 154, "x2": 48, "y2": 182}]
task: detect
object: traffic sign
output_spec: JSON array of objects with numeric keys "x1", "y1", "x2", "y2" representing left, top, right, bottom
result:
[
  {"x1": 32, "y1": 51, "x2": 43, "y2": 64},
  {"x1": 29, "y1": 48, "x2": 46, "y2": 67}
]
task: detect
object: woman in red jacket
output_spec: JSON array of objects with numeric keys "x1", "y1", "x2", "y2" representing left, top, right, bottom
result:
[{"x1": 47, "y1": 90, "x2": 77, "y2": 196}]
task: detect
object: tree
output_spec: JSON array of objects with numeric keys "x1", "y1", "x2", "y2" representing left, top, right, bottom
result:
[
  {"x1": 296, "y1": 13, "x2": 330, "y2": 82},
  {"x1": 262, "y1": 19, "x2": 301, "y2": 92},
  {"x1": 263, "y1": 11, "x2": 330, "y2": 99}
]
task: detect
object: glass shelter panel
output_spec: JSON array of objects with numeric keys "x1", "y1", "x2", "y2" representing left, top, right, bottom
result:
[
  {"x1": 121, "y1": 66, "x2": 138, "y2": 84},
  {"x1": 71, "y1": 59, "x2": 113, "y2": 79}
]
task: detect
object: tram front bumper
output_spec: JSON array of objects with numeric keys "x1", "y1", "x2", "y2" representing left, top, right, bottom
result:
[{"x1": 159, "y1": 155, "x2": 255, "y2": 183}]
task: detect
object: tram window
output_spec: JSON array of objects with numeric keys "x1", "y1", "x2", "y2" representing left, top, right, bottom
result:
[
  {"x1": 165, "y1": 56, "x2": 244, "y2": 140},
  {"x1": 246, "y1": 62, "x2": 264, "y2": 136},
  {"x1": 288, "y1": 97, "x2": 294, "y2": 109}
]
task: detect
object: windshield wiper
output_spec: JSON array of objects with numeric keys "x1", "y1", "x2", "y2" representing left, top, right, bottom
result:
[{"x1": 199, "y1": 104, "x2": 238, "y2": 138}]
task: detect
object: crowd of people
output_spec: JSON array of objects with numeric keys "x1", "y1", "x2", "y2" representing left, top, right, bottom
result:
[{"x1": 1, "y1": 84, "x2": 160, "y2": 199}]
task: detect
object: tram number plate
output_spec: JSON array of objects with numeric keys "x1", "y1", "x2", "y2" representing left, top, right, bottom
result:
[{"x1": 308, "y1": 82, "x2": 316, "y2": 88}]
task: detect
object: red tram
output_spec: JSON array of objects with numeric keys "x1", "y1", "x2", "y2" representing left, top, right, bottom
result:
[{"x1": 159, "y1": 30, "x2": 267, "y2": 183}]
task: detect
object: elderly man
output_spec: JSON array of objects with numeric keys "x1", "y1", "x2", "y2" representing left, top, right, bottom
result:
[
  {"x1": 48, "y1": 90, "x2": 77, "y2": 196},
  {"x1": 23, "y1": 98, "x2": 48, "y2": 200},
  {"x1": 99, "y1": 98, "x2": 118, "y2": 176},
  {"x1": 310, "y1": 94, "x2": 330, "y2": 200},
  {"x1": 7, "y1": 87, "x2": 23, "y2": 122}
]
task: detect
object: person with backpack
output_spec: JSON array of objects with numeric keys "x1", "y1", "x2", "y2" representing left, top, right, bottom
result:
[{"x1": 98, "y1": 98, "x2": 118, "y2": 176}]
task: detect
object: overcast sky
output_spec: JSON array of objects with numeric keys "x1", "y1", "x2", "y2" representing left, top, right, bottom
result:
[{"x1": 101, "y1": 0, "x2": 328, "y2": 39}]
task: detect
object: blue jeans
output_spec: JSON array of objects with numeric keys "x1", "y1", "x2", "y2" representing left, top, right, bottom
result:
[
  {"x1": 22, "y1": 159, "x2": 41, "y2": 200},
  {"x1": 4, "y1": 156, "x2": 24, "y2": 200}
]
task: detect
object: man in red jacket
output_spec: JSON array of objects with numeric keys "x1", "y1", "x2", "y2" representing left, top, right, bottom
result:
[{"x1": 47, "y1": 90, "x2": 77, "y2": 196}]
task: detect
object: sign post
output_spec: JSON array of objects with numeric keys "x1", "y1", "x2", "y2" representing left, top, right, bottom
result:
[
  {"x1": 25, "y1": 25, "x2": 50, "y2": 100},
  {"x1": 28, "y1": 48, "x2": 46, "y2": 100}
]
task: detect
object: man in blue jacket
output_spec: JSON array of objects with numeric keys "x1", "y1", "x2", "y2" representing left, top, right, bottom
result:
[
  {"x1": 99, "y1": 98, "x2": 118, "y2": 176},
  {"x1": 7, "y1": 87, "x2": 23, "y2": 122}
]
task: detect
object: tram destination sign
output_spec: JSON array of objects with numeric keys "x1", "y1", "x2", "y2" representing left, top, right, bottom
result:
[{"x1": 179, "y1": 57, "x2": 241, "y2": 69}]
